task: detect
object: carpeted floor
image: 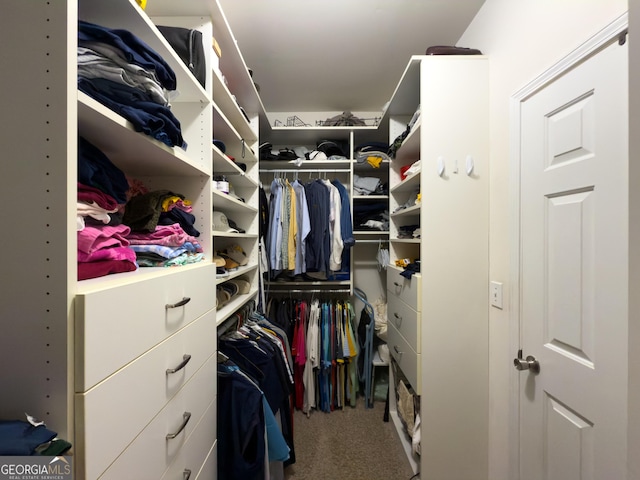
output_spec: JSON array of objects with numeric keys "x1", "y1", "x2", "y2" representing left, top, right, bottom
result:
[{"x1": 284, "y1": 398, "x2": 417, "y2": 480}]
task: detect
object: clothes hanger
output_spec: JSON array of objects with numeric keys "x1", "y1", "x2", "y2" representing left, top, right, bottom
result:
[{"x1": 217, "y1": 351, "x2": 230, "y2": 364}]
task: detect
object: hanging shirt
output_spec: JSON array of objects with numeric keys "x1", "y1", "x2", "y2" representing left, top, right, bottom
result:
[
  {"x1": 268, "y1": 178, "x2": 283, "y2": 272},
  {"x1": 331, "y1": 179, "x2": 355, "y2": 249},
  {"x1": 217, "y1": 364, "x2": 266, "y2": 480},
  {"x1": 259, "y1": 185, "x2": 269, "y2": 242},
  {"x1": 321, "y1": 179, "x2": 343, "y2": 271},
  {"x1": 280, "y1": 181, "x2": 291, "y2": 270},
  {"x1": 304, "y1": 180, "x2": 330, "y2": 275},
  {"x1": 292, "y1": 180, "x2": 311, "y2": 275},
  {"x1": 286, "y1": 180, "x2": 297, "y2": 270},
  {"x1": 303, "y1": 300, "x2": 320, "y2": 413}
]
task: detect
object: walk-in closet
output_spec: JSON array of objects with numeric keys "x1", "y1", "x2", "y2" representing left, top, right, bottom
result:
[{"x1": 3, "y1": 0, "x2": 637, "y2": 479}]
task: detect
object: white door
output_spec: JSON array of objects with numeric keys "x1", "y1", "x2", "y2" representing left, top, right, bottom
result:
[{"x1": 518, "y1": 35, "x2": 628, "y2": 479}]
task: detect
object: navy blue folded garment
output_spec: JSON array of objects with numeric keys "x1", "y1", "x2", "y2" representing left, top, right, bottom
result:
[
  {"x1": 78, "y1": 20, "x2": 176, "y2": 91},
  {"x1": 400, "y1": 260, "x2": 421, "y2": 279},
  {"x1": 0, "y1": 420, "x2": 58, "y2": 455},
  {"x1": 355, "y1": 141, "x2": 390, "y2": 152},
  {"x1": 78, "y1": 77, "x2": 186, "y2": 149},
  {"x1": 159, "y1": 208, "x2": 200, "y2": 237},
  {"x1": 78, "y1": 136, "x2": 129, "y2": 204}
]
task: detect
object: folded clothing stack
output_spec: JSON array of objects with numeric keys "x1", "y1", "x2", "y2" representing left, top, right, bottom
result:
[
  {"x1": 78, "y1": 20, "x2": 186, "y2": 149},
  {"x1": 397, "y1": 224, "x2": 420, "y2": 239},
  {"x1": 0, "y1": 416, "x2": 72, "y2": 456}
]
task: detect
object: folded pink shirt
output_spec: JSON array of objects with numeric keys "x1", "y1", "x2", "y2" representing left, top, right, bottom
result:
[{"x1": 77, "y1": 224, "x2": 131, "y2": 255}]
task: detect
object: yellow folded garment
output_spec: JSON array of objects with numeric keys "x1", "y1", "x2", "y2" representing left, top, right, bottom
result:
[
  {"x1": 367, "y1": 155, "x2": 382, "y2": 168},
  {"x1": 161, "y1": 196, "x2": 192, "y2": 212},
  {"x1": 395, "y1": 258, "x2": 414, "y2": 268}
]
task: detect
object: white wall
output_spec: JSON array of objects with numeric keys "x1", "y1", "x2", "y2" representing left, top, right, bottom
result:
[{"x1": 457, "y1": 1, "x2": 628, "y2": 478}]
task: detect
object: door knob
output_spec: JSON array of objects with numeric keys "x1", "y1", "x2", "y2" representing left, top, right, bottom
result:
[{"x1": 513, "y1": 349, "x2": 540, "y2": 374}]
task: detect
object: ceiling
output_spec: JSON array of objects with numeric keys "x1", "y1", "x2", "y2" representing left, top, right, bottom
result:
[{"x1": 218, "y1": 0, "x2": 485, "y2": 114}]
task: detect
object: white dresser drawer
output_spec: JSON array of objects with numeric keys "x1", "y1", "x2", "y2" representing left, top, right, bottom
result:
[
  {"x1": 92, "y1": 354, "x2": 217, "y2": 480},
  {"x1": 387, "y1": 293, "x2": 421, "y2": 353},
  {"x1": 387, "y1": 265, "x2": 422, "y2": 312},
  {"x1": 75, "y1": 263, "x2": 216, "y2": 391},
  {"x1": 76, "y1": 311, "x2": 216, "y2": 480},
  {"x1": 161, "y1": 398, "x2": 216, "y2": 480},
  {"x1": 388, "y1": 322, "x2": 420, "y2": 391},
  {"x1": 195, "y1": 441, "x2": 217, "y2": 480}
]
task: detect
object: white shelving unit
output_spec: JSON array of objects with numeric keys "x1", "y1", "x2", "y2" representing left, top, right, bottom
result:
[
  {"x1": 211, "y1": 0, "x2": 264, "y2": 336},
  {"x1": 258, "y1": 124, "x2": 390, "y2": 296},
  {"x1": 1, "y1": 0, "x2": 223, "y2": 477},
  {"x1": 385, "y1": 55, "x2": 490, "y2": 480}
]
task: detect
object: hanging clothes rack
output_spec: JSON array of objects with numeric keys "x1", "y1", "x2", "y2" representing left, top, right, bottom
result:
[
  {"x1": 267, "y1": 288, "x2": 352, "y2": 294},
  {"x1": 259, "y1": 168, "x2": 351, "y2": 174},
  {"x1": 354, "y1": 239, "x2": 389, "y2": 244}
]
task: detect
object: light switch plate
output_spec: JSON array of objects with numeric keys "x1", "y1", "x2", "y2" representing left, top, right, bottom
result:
[{"x1": 490, "y1": 281, "x2": 503, "y2": 309}]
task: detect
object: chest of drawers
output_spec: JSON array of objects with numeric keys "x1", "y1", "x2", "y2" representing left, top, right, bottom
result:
[
  {"x1": 74, "y1": 265, "x2": 217, "y2": 479},
  {"x1": 387, "y1": 265, "x2": 422, "y2": 390}
]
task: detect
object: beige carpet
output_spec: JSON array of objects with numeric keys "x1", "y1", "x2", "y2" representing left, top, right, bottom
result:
[{"x1": 284, "y1": 398, "x2": 417, "y2": 480}]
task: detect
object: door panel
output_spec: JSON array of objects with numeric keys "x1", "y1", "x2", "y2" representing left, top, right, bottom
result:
[
  {"x1": 544, "y1": 394, "x2": 594, "y2": 480},
  {"x1": 545, "y1": 189, "x2": 595, "y2": 366},
  {"x1": 519, "y1": 36, "x2": 628, "y2": 479}
]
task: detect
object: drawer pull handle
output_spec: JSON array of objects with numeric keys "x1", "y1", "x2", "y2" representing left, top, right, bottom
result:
[
  {"x1": 394, "y1": 345, "x2": 403, "y2": 355},
  {"x1": 166, "y1": 411, "x2": 191, "y2": 439},
  {"x1": 166, "y1": 297, "x2": 191, "y2": 309},
  {"x1": 393, "y1": 282, "x2": 401, "y2": 288},
  {"x1": 393, "y1": 312, "x2": 402, "y2": 325},
  {"x1": 183, "y1": 469, "x2": 192, "y2": 480},
  {"x1": 166, "y1": 354, "x2": 192, "y2": 375}
]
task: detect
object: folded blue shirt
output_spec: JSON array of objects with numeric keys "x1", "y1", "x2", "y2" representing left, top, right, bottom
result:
[
  {"x1": 0, "y1": 420, "x2": 58, "y2": 456},
  {"x1": 78, "y1": 20, "x2": 176, "y2": 91}
]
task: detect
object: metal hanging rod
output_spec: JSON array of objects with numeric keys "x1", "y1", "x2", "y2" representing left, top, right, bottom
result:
[
  {"x1": 259, "y1": 168, "x2": 351, "y2": 174},
  {"x1": 268, "y1": 288, "x2": 352, "y2": 294},
  {"x1": 355, "y1": 239, "x2": 389, "y2": 244}
]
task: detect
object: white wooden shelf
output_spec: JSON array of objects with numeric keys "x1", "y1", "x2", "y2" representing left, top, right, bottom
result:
[
  {"x1": 212, "y1": 231, "x2": 259, "y2": 239},
  {"x1": 76, "y1": 262, "x2": 212, "y2": 295},
  {"x1": 78, "y1": 92, "x2": 210, "y2": 177},
  {"x1": 259, "y1": 159, "x2": 352, "y2": 170},
  {"x1": 390, "y1": 238, "x2": 421, "y2": 244},
  {"x1": 353, "y1": 195, "x2": 389, "y2": 200},
  {"x1": 212, "y1": 147, "x2": 259, "y2": 187},
  {"x1": 390, "y1": 170, "x2": 421, "y2": 194},
  {"x1": 214, "y1": 102, "x2": 243, "y2": 143},
  {"x1": 354, "y1": 230, "x2": 390, "y2": 236},
  {"x1": 212, "y1": 68, "x2": 257, "y2": 144},
  {"x1": 391, "y1": 204, "x2": 421, "y2": 217},
  {"x1": 215, "y1": 264, "x2": 258, "y2": 285},
  {"x1": 212, "y1": 188, "x2": 258, "y2": 213},
  {"x1": 79, "y1": 0, "x2": 208, "y2": 104},
  {"x1": 394, "y1": 118, "x2": 421, "y2": 163},
  {"x1": 216, "y1": 288, "x2": 259, "y2": 326}
]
